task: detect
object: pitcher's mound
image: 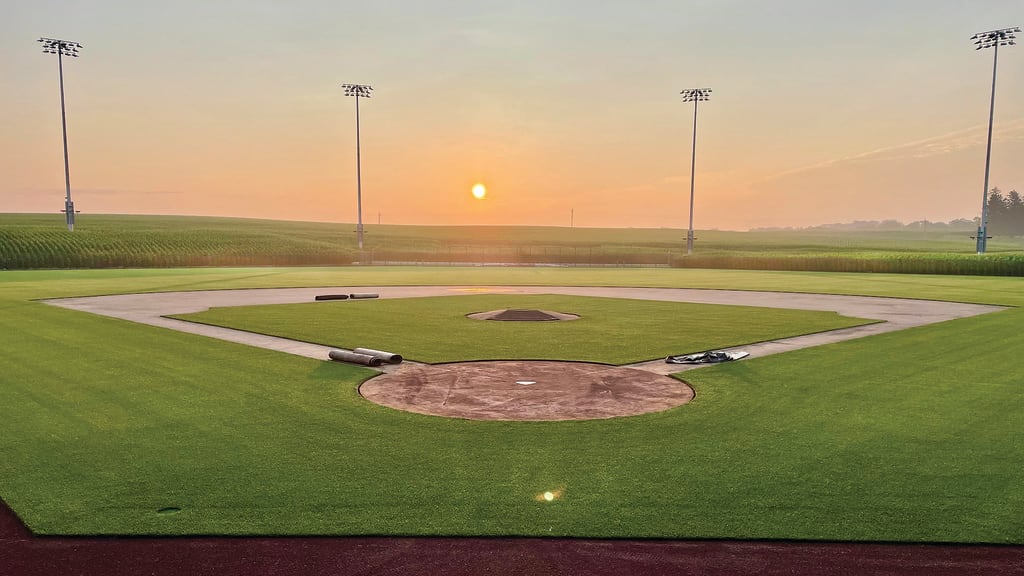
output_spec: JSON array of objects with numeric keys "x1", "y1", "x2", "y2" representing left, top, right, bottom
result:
[
  {"x1": 359, "y1": 360, "x2": 693, "y2": 421},
  {"x1": 467, "y1": 309, "x2": 580, "y2": 321}
]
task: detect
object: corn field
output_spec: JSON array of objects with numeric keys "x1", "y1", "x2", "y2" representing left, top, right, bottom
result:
[{"x1": 2, "y1": 214, "x2": 1023, "y2": 275}]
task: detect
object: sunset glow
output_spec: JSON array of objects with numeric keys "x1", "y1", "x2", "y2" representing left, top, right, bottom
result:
[{"x1": 3, "y1": 2, "x2": 1022, "y2": 230}]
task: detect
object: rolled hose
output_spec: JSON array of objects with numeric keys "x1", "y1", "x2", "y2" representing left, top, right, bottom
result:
[
  {"x1": 328, "y1": 349, "x2": 383, "y2": 366},
  {"x1": 314, "y1": 294, "x2": 350, "y2": 301},
  {"x1": 353, "y1": 347, "x2": 403, "y2": 364}
]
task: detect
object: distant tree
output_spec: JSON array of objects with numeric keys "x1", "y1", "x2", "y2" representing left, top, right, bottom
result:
[
  {"x1": 1006, "y1": 190, "x2": 1024, "y2": 235},
  {"x1": 986, "y1": 187, "x2": 1009, "y2": 234}
]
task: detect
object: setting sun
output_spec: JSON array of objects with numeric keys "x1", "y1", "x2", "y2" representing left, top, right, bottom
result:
[{"x1": 472, "y1": 183, "x2": 487, "y2": 200}]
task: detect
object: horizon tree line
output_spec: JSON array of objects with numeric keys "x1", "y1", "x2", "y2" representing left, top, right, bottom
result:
[
  {"x1": 986, "y1": 187, "x2": 1024, "y2": 236},
  {"x1": 754, "y1": 186, "x2": 1020, "y2": 235}
]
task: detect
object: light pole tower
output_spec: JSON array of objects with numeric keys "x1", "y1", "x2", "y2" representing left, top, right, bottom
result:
[
  {"x1": 342, "y1": 83, "x2": 373, "y2": 253},
  {"x1": 39, "y1": 37, "x2": 82, "y2": 231},
  {"x1": 971, "y1": 26, "x2": 1019, "y2": 254},
  {"x1": 680, "y1": 88, "x2": 711, "y2": 255}
]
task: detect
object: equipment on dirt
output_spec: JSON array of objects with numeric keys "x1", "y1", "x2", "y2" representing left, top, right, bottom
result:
[
  {"x1": 349, "y1": 293, "x2": 380, "y2": 299},
  {"x1": 353, "y1": 347, "x2": 403, "y2": 364},
  {"x1": 328, "y1": 349, "x2": 383, "y2": 366},
  {"x1": 314, "y1": 294, "x2": 350, "y2": 301},
  {"x1": 665, "y1": 350, "x2": 749, "y2": 364}
]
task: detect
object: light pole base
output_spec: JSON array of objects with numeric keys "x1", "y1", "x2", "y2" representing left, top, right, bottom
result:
[{"x1": 64, "y1": 200, "x2": 75, "y2": 231}]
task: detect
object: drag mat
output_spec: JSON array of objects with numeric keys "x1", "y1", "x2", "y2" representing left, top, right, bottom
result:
[{"x1": 2, "y1": 501, "x2": 1021, "y2": 576}]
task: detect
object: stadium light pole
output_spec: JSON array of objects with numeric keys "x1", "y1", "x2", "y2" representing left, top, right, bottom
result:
[
  {"x1": 39, "y1": 37, "x2": 82, "y2": 231},
  {"x1": 342, "y1": 83, "x2": 373, "y2": 253},
  {"x1": 971, "y1": 26, "x2": 1019, "y2": 254},
  {"x1": 680, "y1": 88, "x2": 711, "y2": 255}
]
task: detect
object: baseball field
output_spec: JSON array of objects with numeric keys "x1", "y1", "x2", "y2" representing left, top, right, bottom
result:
[{"x1": 1, "y1": 266, "x2": 1021, "y2": 544}]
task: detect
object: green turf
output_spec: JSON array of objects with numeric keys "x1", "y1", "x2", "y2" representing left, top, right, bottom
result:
[
  {"x1": 171, "y1": 294, "x2": 872, "y2": 364},
  {"x1": 0, "y1": 266, "x2": 1022, "y2": 542}
]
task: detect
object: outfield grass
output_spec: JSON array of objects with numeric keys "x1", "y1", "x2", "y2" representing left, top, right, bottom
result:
[
  {"x1": 172, "y1": 294, "x2": 871, "y2": 364},
  {"x1": 0, "y1": 267, "x2": 1022, "y2": 542}
]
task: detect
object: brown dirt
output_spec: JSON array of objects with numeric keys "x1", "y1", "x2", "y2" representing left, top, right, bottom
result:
[
  {"x1": 360, "y1": 360, "x2": 694, "y2": 420},
  {"x1": 467, "y1": 308, "x2": 581, "y2": 321},
  {"x1": 490, "y1": 309, "x2": 560, "y2": 321},
  {"x1": 2, "y1": 501, "x2": 1022, "y2": 576}
]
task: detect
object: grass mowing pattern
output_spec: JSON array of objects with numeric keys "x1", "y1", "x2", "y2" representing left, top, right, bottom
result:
[
  {"x1": 171, "y1": 294, "x2": 872, "y2": 364},
  {"x1": 0, "y1": 267, "x2": 1022, "y2": 542},
  {"x1": 677, "y1": 310, "x2": 1024, "y2": 542}
]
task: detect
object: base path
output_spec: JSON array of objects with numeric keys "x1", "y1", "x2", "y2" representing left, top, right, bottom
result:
[
  {"x1": 43, "y1": 285, "x2": 1003, "y2": 419},
  {"x1": 44, "y1": 285, "x2": 1003, "y2": 371}
]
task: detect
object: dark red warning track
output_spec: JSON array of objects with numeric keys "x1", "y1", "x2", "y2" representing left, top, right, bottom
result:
[{"x1": 2, "y1": 500, "x2": 1021, "y2": 576}]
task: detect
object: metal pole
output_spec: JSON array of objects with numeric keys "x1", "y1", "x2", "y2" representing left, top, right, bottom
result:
[
  {"x1": 354, "y1": 94, "x2": 364, "y2": 252},
  {"x1": 57, "y1": 49, "x2": 74, "y2": 231},
  {"x1": 687, "y1": 99, "x2": 698, "y2": 255},
  {"x1": 977, "y1": 42, "x2": 999, "y2": 254}
]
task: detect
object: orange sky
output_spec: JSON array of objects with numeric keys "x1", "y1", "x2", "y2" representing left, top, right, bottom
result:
[{"x1": 2, "y1": 1, "x2": 1022, "y2": 230}]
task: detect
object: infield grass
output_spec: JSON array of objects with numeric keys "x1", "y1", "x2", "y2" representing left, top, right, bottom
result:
[
  {"x1": 171, "y1": 294, "x2": 872, "y2": 364},
  {"x1": 0, "y1": 266, "x2": 1022, "y2": 542}
]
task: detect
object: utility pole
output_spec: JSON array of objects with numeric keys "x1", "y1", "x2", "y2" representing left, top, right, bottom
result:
[
  {"x1": 971, "y1": 27, "x2": 1019, "y2": 254},
  {"x1": 342, "y1": 83, "x2": 373, "y2": 252},
  {"x1": 39, "y1": 37, "x2": 82, "y2": 231},
  {"x1": 680, "y1": 88, "x2": 711, "y2": 255}
]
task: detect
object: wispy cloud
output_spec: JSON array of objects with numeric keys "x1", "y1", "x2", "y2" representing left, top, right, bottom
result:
[
  {"x1": 81, "y1": 188, "x2": 185, "y2": 197},
  {"x1": 12, "y1": 187, "x2": 184, "y2": 197},
  {"x1": 760, "y1": 118, "x2": 1024, "y2": 183}
]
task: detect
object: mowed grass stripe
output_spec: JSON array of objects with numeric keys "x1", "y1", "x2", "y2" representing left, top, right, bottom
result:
[
  {"x1": 171, "y1": 294, "x2": 873, "y2": 364},
  {"x1": 677, "y1": 308, "x2": 1024, "y2": 542}
]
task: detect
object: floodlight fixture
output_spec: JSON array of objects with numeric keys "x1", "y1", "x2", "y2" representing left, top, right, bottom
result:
[
  {"x1": 39, "y1": 37, "x2": 82, "y2": 231},
  {"x1": 343, "y1": 83, "x2": 373, "y2": 252},
  {"x1": 971, "y1": 27, "x2": 1019, "y2": 50},
  {"x1": 680, "y1": 88, "x2": 711, "y2": 255},
  {"x1": 679, "y1": 88, "x2": 712, "y2": 103},
  {"x1": 342, "y1": 83, "x2": 373, "y2": 98},
  {"x1": 39, "y1": 37, "x2": 82, "y2": 57},
  {"x1": 971, "y1": 26, "x2": 1018, "y2": 254}
]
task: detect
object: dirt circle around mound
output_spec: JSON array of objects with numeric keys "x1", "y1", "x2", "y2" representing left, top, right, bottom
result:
[
  {"x1": 359, "y1": 360, "x2": 694, "y2": 421},
  {"x1": 466, "y1": 308, "x2": 580, "y2": 321}
]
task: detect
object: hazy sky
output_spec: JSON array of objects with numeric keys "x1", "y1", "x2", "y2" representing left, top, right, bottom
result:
[{"x1": 2, "y1": 1, "x2": 1022, "y2": 230}]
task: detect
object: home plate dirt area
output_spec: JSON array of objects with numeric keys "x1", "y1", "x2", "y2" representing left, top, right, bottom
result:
[{"x1": 361, "y1": 360, "x2": 694, "y2": 420}]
